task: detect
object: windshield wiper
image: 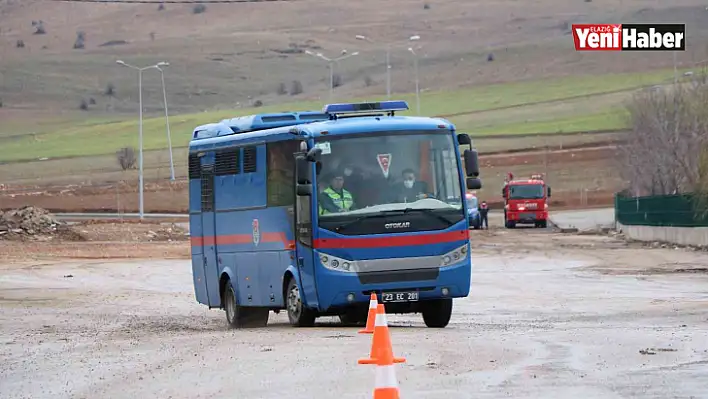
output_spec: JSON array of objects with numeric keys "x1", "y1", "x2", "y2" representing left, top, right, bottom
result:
[
  {"x1": 379, "y1": 208, "x2": 454, "y2": 225},
  {"x1": 332, "y1": 213, "x2": 391, "y2": 233},
  {"x1": 331, "y1": 208, "x2": 456, "y2": 233}
]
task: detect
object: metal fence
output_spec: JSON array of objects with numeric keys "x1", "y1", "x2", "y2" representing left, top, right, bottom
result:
[{"x1": 614, "y1": 192, "x2": 708, "y2": 227}]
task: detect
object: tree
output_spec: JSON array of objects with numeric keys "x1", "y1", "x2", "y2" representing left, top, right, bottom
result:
[{"x1": 619, "y1": 74, "x2": 708, "y2": 197}]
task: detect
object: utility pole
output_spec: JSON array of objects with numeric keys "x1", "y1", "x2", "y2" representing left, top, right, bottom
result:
[
  {"x1": 304, "y1": 50, "x2": 359, "y2": 102},
  {"x1": 116, "y1": 60, "x2": 169, "y2": 219},
  {"x1": 355, "y1": 35, "x2": 420, "y2": 98}
]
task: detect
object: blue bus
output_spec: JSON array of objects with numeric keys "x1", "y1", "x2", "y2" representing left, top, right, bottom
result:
[{"x1": 188, "y1": 100, "x2": 482, "y2": 329}]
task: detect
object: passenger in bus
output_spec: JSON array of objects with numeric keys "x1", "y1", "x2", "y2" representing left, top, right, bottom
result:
[
  {"x1": 390, "y1": 168, "x2": 430, "y2": 203},
  {"x1": 319, "y1": 171, "x2": 355, "y2": 214},
  {"x1": 341, "y1": 160, "x2": 366, "y2": 202}
]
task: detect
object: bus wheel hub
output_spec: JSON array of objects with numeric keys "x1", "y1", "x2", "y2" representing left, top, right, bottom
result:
[{"x1": 288, "y1": 286, "x2": 301, "y2": 316}]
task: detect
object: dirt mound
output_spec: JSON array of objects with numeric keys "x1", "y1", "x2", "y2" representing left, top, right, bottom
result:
[{"x1": 0, "y1": 206, "x2": 84, "y2": 241}]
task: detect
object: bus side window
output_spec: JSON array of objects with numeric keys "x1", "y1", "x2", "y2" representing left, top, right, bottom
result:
[{"x1": 266, "y1": 140, "x2": 298, "y2": 208}]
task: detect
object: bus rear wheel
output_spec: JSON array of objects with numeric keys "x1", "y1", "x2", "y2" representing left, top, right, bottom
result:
[
  {"x1": 286, "y1": 278, "x2": 316, "y2": 327},
  {"x1": 421, "y1": 298, "x2": 453, "y2": 328},
  {"x1": 223, "y1": 280, "x2": 269, "y2": 328}
]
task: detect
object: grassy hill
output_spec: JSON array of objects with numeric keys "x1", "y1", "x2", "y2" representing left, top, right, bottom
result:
[{"x1": 1, "y1": 0, "x2": 708, "y2": 131}]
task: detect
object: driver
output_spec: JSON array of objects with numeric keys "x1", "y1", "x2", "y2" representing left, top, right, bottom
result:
[{"x1": 319, "y1": 171, "x2": 355, "y2": 215}]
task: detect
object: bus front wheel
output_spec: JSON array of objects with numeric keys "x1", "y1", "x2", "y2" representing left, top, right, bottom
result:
[
  {"x1": 223, "y1": 280, "x2": 269, "y2": 328},
  {"x1": 421, "y1": 298, "x2": 453, "y2": 328},
  {"x1": 286, "y1": 278, "x2": 316, "y2": 327}
]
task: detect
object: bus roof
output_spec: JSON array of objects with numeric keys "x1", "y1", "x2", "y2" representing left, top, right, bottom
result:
[{"x1": 189, "y1": 101, "x2": 456, "y2": 152}]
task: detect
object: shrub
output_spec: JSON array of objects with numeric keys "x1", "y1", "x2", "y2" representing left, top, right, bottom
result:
[
  {"x1": 74, "y1": 31, "x2": 85, "y2": 49},
  {"x1": 277, "y1": 82, "x2": 287, "y2": 95},
  {"x1": 116, "y1": 147, "x2": 137, "y2": 171},
  {"x1": 332, "y1": 73, "x2": 342, "y2": 88},
  {"x1": 32, "y1": 20, "x2": 46, "y2": 35},
  {"x1": 290, "y1": 80, "x2": 303, "y2": 95}
]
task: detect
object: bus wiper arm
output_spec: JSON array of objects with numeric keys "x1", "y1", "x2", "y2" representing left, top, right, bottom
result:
[
  {"x1": 333, "y1": 213, "x2": 390, "y2": 233},
  {"x1": 378, "y1": 208, "x2": 453, "y2": 225}
]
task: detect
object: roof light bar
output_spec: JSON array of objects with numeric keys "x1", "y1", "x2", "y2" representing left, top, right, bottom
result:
[{"x1": 323, "y1": 100, "x2": 409, "y2": 115}]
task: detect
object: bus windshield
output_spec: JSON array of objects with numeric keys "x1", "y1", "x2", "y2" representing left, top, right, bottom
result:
[
  {"x1": 314, "y1": 130, "x2": 464, "y2": 233},
  {"x1": 508, "y1": 184, "x2": 545, "y2": 199}
]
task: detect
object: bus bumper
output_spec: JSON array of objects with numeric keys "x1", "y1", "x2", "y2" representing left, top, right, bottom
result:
[
  {"x1": 315, "y1": 259, "x2": 471, "y2": 312},
  {"x1": 506, "y1": 210, "x2": 547, "y2": 223}
]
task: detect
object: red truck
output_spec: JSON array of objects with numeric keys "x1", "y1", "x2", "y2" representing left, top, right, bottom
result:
[{"x1": 502, "y1": 172, "x2": 551, "y2": 228}]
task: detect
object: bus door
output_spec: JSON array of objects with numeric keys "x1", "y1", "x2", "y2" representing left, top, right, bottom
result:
[
  {"x1": 293, "y1": 159, "x2": 320, "y2": 309},
  {"x1": 199, "y1": 160, "x2": 221, "y2": 307}
]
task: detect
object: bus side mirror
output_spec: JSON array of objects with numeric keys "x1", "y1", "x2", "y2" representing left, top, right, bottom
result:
[
  {"x1": 547, "y1": 186, "x2": 552, "y2": 197},
  {"x1": 296, "y1": 155, "x2": 310, "y2": 185},
  {"x1": 457, "y1": 133, "x2": 471, "y2": 146},
  {"x1": 306, "y1": 147, "x2": 322, "y2": 162},
  {"x1": 296, "y1": 184, "x2": 312, "y2": 196},
  {"x1": 466, "y1": 177, "x2": 482, "y2": 190},
  {"x1": 463, "y1": 149, "x2": 480, "y2": 177}
]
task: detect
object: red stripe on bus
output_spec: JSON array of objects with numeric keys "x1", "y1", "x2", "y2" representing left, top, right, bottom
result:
[
  {"x1": 190, "y1": 232, "x2": 295, "y2": 249},
  {"x1": 313, "y1": 230, "x2": 468, "y2": 249},
  {"x1": 191, "y1": 230, "x2": 468, "y2": 250}
]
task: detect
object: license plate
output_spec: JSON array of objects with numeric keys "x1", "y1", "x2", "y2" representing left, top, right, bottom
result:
[
  {"x1": 519, "y1": 212, "x2": 535, "y2": 219},
  {"x1": 381, "y1": 291, "x2": 419, "y2": 302}
]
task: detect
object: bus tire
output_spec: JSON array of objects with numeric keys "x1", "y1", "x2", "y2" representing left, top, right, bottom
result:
[
  {"x1": 223, "y1": 280, "x2": 269, "y2": 329},
  {"x1": 422, "y1": 298, "x2": 453, "y2": 328},
  {"x1": 539, "y1": 220, "x2": 547, "y2": 228},
  {"x1": 286, "y1": 278, "x2": 316, "y2": 327}
]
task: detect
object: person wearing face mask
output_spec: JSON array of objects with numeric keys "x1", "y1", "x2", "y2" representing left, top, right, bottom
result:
[
  {"x1": 340, "y1": 161, "x2": 367, "y2": 205},
  {"x1": 391, "y1": 168, "x2": 429, "y2": 203}
]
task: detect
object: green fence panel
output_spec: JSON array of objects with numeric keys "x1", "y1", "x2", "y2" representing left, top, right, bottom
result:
[{"x1": 614, "y1": 192, "x2": 708, "y2": 227}]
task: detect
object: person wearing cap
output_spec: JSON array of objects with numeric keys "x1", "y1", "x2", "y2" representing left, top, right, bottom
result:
[{"x1": 319, "y1": 171, "x2": 355, "y2": 215}]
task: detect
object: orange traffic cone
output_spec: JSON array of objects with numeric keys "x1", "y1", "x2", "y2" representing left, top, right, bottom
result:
[
  {"x1": 359, "y1": 293, "x2": 378, "y2": 334},
  {"x1": 369, "y1": 312, "x2": 403, "y2": 399},
  {"x1": 358, "y1": 304, "x2": 405, "y2": 365}
]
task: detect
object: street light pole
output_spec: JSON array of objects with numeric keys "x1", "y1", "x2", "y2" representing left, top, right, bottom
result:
[
  {"x1": 305, "y1": 50, "x2": 360, "y2": 102},
  {"x1": 116, "y1": 59, "x2": 169, "y2": 220},
  {"x1": 386, "y1": 45, "x2": 391, "y2": 98},
  {"x1": 355, "y1": 34, "x2": 420, "y2": 98},
  {"x1": 156, "y1": 64, "x2": 175, "y2": 181},
  {"x1": 408, "y1": 47, "x2": 420, "y2": 115}
]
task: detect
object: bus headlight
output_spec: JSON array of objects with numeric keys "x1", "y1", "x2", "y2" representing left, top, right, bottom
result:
[
  {"x1": 440, "y1": 244, "x2": 469, "y2": 267},
  {"x1": 319, "y1": 252, "x2": 358, "y2": 273}
]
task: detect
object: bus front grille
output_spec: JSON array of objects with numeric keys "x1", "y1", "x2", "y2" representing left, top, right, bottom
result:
[{"x1": 357, "y1": 268, "x2": 440, "y2": 284}]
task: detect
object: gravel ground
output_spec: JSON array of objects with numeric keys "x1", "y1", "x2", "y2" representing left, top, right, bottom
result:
[{"x1": 1, "y1": 228, "x2": 707, "y2": 399}]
